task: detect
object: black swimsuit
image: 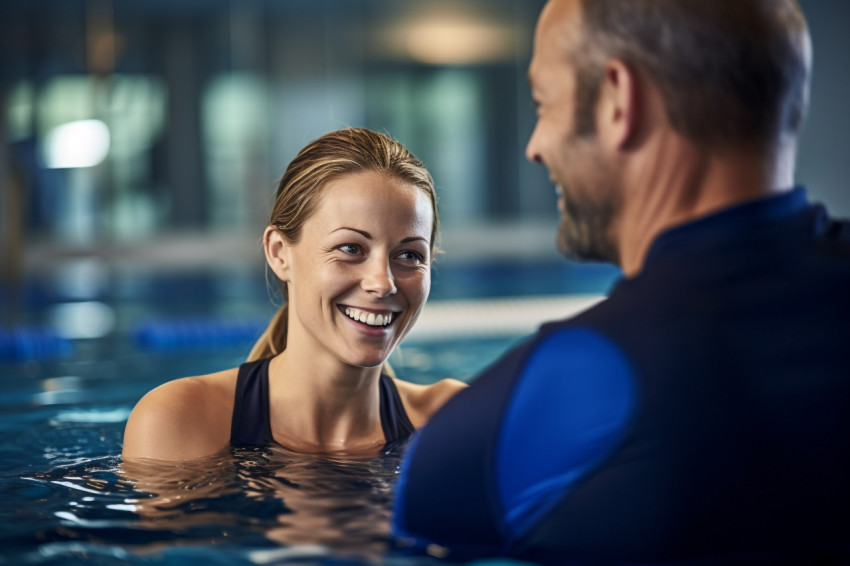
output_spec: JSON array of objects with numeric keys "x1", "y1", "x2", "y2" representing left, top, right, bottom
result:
[{"x1": 230, "y1": 357, "x2": 415, "y2": 448}]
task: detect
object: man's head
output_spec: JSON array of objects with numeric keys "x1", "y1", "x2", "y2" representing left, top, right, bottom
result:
[{"x1": 526, "y1": 0, "x2": 811, "y2": 264}]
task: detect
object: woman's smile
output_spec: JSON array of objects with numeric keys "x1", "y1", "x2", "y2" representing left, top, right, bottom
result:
[{"x1": 338, "y1": 304, "x2": 399, "y2": 332}]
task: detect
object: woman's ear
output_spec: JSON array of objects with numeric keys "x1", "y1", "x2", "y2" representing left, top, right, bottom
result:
[{"x1": 264, "y1": 226, "x2": 291, "y2": 282}]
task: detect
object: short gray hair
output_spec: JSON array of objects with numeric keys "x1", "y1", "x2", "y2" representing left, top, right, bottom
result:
[{"x1": 573, "y1": 0, "x2": 811, "y2": 147}]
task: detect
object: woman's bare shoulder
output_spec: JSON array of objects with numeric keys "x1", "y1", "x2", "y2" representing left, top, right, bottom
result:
[
  {"x1": 122, "y1": 367, "x2": 239, "y2": 462},
  {"x1": 392, "y1": 377, "x2": 467, "y2": 428}
]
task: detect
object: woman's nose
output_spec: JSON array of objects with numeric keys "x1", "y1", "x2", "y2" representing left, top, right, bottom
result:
[{"x1": 362, "y1": 259, "x2": 397, "y2": 298}]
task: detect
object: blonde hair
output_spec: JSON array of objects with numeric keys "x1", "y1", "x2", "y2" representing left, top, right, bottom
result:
[{"x1": 247, "y1": 128, "x2": 438, "y2": 372}]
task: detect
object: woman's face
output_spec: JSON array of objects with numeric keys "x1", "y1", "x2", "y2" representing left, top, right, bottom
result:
[{"x1": 277, "y1": 170, "x2": 433, "y2": 369}]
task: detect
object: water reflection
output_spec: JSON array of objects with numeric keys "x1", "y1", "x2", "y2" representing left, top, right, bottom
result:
[
  {"x1": 6, "y1": 445, "x2": 408, "y2": 564},
  {"x1": 120, "y1": 445, "x2": 403, "y2": 558}
]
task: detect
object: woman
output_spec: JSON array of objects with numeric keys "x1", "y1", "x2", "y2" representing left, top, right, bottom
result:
[{"x1": 123, "y1": 128, "x2": 466, "y2": 461}]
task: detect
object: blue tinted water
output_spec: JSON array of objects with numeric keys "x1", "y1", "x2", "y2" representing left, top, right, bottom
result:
[
  {"x1": 0, "y1": 337, "x2": 526, "y2": 565},
  {"x1": 0, "y1": 260, "x2": 618, "y2": 564}
]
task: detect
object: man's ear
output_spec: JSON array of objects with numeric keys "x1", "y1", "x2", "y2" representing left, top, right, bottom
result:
[
  {"x1": 597, "y1": 58, "x2": 639, "y2": 150},
  {"x1": 264, "y1": 226, "x2": 291, "y2": 283}
]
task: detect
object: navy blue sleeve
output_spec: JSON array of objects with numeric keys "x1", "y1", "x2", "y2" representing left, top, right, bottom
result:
[
  {"x1": 392, "y1": 326, "x2": 636, "y2": 557},
  {"x1": 391, "y1": 340, "x2": 533, "y2": 556},
  {"x1": 497, "y1": 328, "x2": 636, "y2": 544}
]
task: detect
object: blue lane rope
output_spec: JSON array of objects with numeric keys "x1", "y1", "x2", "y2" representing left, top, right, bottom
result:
[
  {"x1": 131, "y1": 317, "x2": 268, "y2": 352},
  {"x1": 0, "y1": 327, "x2": 74, "y2": 362}
]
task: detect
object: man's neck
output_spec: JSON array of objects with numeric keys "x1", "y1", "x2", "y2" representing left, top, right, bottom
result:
[{"x1": 615, "y1": 134, "x2": 796, "y2": 277}]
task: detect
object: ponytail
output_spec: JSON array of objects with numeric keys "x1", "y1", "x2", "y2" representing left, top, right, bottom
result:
[
  {"x1": 246, "y1": 303, "x2": 398, "y2": 378},
  {"x1": 247, "y1": 305, "x2": 289, "y2": 362}
]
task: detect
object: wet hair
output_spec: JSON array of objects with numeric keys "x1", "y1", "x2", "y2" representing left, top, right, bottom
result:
[
  {"x1": 247, "y1": 128, "x2": 438, "y2": 367},
  {"x1": 571, "y1": 0, "x2": 811, "y2": 148}
]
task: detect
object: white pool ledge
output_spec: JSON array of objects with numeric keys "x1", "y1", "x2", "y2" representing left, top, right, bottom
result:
[{"x1": 407, "y1": 294, "x2": 606, "y2": 340}]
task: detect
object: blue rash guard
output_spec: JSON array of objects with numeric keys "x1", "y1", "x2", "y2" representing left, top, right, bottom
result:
[{"x1": 392, "y1": 188, "x2": 850, "y2": 564}]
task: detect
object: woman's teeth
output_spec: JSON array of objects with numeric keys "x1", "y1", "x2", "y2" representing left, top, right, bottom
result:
[{"x1": 344, "y1": 307, "x2": 393, "y2": 327}]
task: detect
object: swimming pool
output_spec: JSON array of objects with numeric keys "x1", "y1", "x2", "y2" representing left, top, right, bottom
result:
[{"x1": 0, "y1": 259, "x2": 618, "y2": 565}]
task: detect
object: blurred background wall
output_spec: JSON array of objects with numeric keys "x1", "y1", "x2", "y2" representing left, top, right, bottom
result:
[{"x1": 1, "y1": 0, "x2": 848, "y2": 329}]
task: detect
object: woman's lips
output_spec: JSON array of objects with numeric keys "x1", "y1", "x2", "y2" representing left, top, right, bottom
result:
[{"x1": 338, "y1": 305, "x2": 398, "y2": 328}]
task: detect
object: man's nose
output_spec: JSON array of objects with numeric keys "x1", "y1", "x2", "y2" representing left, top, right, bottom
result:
[{"x1": 525, "y1": 130, "x2": 543, "y2": 164}]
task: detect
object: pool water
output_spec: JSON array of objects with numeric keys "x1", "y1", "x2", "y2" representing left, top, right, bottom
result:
[
  {"x1": 0, "y1": 259, "x2": 618, "y2": 564},
  {"x1": 5, "y1": 445, "x2": 402, "y2": 565},
  {"x1": 0, "y1": 336, "x2": 524, "y2": 566}
]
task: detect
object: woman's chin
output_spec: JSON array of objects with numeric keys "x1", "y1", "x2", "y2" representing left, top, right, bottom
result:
[{"x1": 342, "y1": 352, "x2": 392, "y2": 371}]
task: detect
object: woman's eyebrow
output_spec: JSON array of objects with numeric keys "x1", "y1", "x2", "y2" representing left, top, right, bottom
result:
[
  {"x1": 331, "y1": 228, "x2": 428, "y2": 245},
  {"x1": 332, "y1": 227, "x2": 371, "y2": 238}
]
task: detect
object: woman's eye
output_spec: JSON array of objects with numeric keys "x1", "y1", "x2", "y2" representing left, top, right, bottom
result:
[
  {"x1": 396, "y1": 250, "x2": 425, "y2": 263},
  {"x1": 337, "y1": 244, "x2": 361, "y2": 255}
]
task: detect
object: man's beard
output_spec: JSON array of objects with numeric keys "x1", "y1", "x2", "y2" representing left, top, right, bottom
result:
[{"x1": 556, "y1": 181, "x2": 620, "y2": 265}]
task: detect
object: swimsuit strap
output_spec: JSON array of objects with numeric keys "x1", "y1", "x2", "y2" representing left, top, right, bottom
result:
[
  {"x1": 379, "y1": 374, "x2": 416, "y2": 445},
  {"x1": 230, "y1": 357, "x2": 274, "y2": 447},
  {"x1": 230, "y1": 359, "x2": 415, "y2": 447}
]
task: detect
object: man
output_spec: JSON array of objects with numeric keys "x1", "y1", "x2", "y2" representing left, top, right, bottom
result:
[{"x1": 392, "y1": 0, "x2": 850, "y2": 563}]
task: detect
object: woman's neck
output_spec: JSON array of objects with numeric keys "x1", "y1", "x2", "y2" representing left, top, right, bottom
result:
[{"x1": 264, "y1": 344, "x2": 386, "y2": 455}]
